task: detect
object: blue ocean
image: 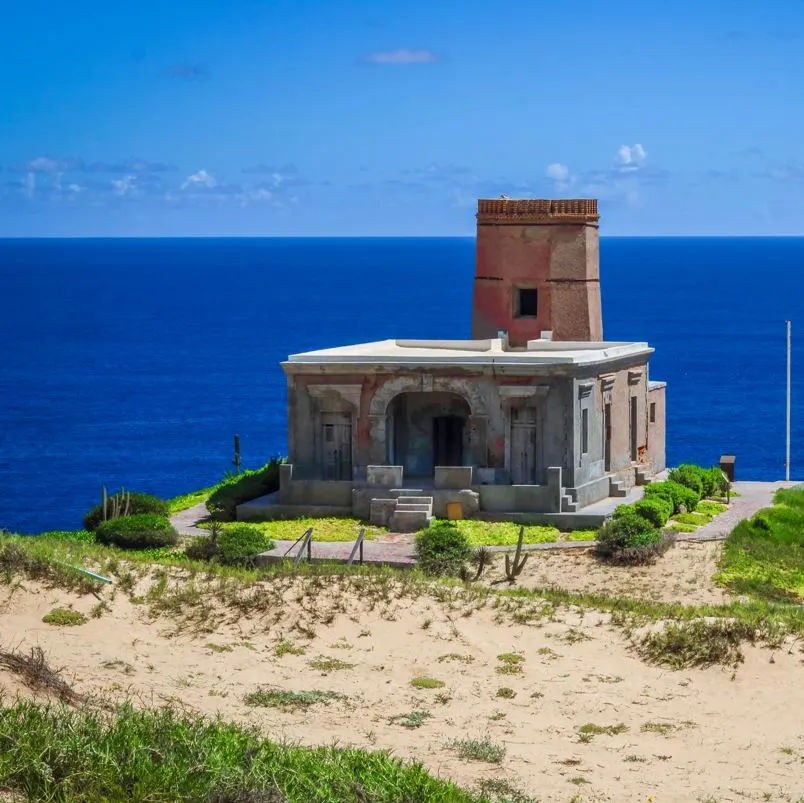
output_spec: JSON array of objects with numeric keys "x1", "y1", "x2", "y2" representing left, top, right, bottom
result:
[{"x1": 1, "y1": 237, "x2": 802, "y2": 534}]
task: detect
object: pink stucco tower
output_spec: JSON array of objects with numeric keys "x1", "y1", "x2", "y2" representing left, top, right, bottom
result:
[{"x1": 472, "y1": 198, "x2": 603, "y2": 345}]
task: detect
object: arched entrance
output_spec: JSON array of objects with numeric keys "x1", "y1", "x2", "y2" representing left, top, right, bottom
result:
[{"x1": 388, "y1": 391, "x2": 471, "y2": 478}]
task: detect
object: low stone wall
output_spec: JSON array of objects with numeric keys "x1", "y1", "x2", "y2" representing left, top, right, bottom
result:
[{"x1": 569, "y1": 475, "x2": 611, "y2": 508}]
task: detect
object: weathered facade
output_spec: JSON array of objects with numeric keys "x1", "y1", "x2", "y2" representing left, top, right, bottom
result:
[{"x1": 246, "y1": 198, "x2": 666, "y2": 530}]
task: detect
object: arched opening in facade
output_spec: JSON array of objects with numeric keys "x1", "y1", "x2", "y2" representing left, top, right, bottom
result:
[{"x1": 387, "y1": 391, "x2": 471, "y2": 478}]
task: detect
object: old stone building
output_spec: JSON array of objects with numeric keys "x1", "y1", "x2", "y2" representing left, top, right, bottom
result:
[{"x1": 242, "y1": 198, "x2": 666, "y2": 530}]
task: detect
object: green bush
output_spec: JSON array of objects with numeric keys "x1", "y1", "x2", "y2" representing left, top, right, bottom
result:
[
  {"x1": 644, "y1": 481, "x2": 699, "y2": 514},
  {"x1": 595, "y1": 509, "x2": 673, "y2": 565},
  {"x1": 83, "y1": 492, "x2": 169, "y2": 532},
  {"x1": 702, "y1": 466, "x2": 728, "y2": 497},
  {"x1": 95, "y1": 514, "x2": 178, "y2": 550},
  {"x1": 414, "y1": 522, "x2": 472, "y2": 576},
  {"x1": 205, "y1": 459, "x2": 283, "y2": 521},
  {"x1": 668, "y1": 465, "x2": 706, "y2": 498},
  {"x1": 632, "y1": 497, "x2": 672, "y2": 528},
  {"x1": 215, "y1": 524, "x2": 274, "y2": 566}
]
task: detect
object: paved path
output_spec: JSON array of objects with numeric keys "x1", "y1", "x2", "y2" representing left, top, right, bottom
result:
[{"x1": 169, "y1": 481, "x2": 797, "y2": 566}]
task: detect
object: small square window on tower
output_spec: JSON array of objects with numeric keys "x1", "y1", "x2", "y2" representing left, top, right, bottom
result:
[{"x1": 515, "y1": 288, "x2": 538, "y2": 318}]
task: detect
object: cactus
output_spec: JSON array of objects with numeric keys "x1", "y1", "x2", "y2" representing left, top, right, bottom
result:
[
  {"x1": 102, "y1": 486, "x2": 131, "y2": 522},
  {"x1": 504, "y1": 526, "x2": 529, "y2": 583},
  {"x1": 469, "y1": 547, "x2": 493, "y2": 581}
]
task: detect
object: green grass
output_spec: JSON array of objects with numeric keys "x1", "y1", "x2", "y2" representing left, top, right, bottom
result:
[
  {"x1": 243, "y1": 689, "x2": 345, "y2": 710},
  {"x1": 427, "y1": 519, "x2": 559, "y2": 546},
  {"x1": 0, "y1": 700, "x2": 489, "y2": 802},
  {"x1": 716, "y1": 487, "x2": 804, "y2": 602},
  {"x1": 410, "y1": 676, "x2": 445, "y2": 689},
  {"x1": 275, "y1": 640, "x2": 306, "y2": 657},
  {"x1": 200, "y1": 517, "x2": 387, "y2": 542},
  {"x1": 446, "y1": 737, "x2": 506, "y2": 764},
  {"x1": 308, "y1": 656, "x2": 354, "y2": 672},
  {"x1": 672, "y1": 512, "x2": 712, "y2": 527},
  {"x1": 167, "y1": 487, "x2": 217, "y2": 515},
  {"x1": 495, "y1": 653, "x2": 524, "y2": 674},
  {"x1": 41, "y1": 607, "x2": 86, "y2": 626},
  {"x1": 564, "y1": 529, "x2": 597, "y2": 542},
  {"x1": 696, "y1": 501, "x2": 728, "y2": 516},
  {"x1": 577, "y1": 722, "x2": 628, "y2": 737},
  {"x1": 388, "y1": 710, "x2": 433, "y2": 729}
]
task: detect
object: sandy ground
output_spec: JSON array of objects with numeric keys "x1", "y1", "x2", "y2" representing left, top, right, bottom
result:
[
  {"x1": 1, "y1": 547, "x2": 804, "y2": 803},
  {"x1": 485, "y1": 540, "x2": 731, "y2": 605}
]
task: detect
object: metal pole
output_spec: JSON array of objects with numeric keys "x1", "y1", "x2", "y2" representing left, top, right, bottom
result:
[{"x1": 786, "y1": 320, "x2": 791, "y2": 482}]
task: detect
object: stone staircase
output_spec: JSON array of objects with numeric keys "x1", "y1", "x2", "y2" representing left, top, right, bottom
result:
[
  {"x1": 368, "y1": 489, "x2": 434, "y2": 532},
  {"x1": 560, "y1": 488, "x2": 579, "y2": 513},
  {"x1": 609, "y1": 477, "x2": 629, "y2": 498},
  {"x1": 635, "y1": 465, "x2": 654, "y2": 486}
]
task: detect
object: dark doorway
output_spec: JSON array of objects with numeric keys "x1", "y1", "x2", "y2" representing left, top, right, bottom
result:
[
  {"x1": 603, "y1": 403, "x2": 612, "y2": 472},
  {"x1": 433, "y1": 416, "x2": 464, "y2": 467},
  {"x1": 629, "y1": 397, "x2": 638, "y2": 462}
]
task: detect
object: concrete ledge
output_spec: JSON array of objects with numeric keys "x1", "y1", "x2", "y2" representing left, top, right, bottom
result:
[{"x1": 237, "y1": 493, "x2": 352, "y2": 521}]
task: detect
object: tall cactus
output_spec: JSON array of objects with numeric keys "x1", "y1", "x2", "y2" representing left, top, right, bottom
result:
[
  {"x1": 102, "y1": 486, "x2": 131, "y2": 522},
  {"x1": 504, "y1": 526, "x2": 529, "y2": 583}
]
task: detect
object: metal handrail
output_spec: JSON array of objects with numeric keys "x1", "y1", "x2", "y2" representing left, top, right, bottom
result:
[
  {"x1": 346, "y1": 528, "x2": 366, "y2": 566},
  {"x1": 293, "y1": 527, "x2": 314, "y2": 567},
  {"x1": 282, "y1": 527, "x2": 313, "y2": 562}
]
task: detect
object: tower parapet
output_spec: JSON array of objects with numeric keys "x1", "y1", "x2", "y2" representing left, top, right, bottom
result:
[{"x1": 472, "y1": 197, "x2": 602, "y2": 344}]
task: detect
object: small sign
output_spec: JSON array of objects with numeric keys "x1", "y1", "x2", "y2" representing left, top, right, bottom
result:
[{"x1": 446, "y1": 502, "x2": 463, "y2": 520}]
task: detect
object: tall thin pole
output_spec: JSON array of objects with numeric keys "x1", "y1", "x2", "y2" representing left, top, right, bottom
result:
[{"x1": 786, "y1": 320, "x2": 791, "y2": 482}]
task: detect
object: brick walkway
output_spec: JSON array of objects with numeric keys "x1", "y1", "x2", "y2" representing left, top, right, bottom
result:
[{"x1": 169, "y1": 481, "x2": 797, "y2": 566}]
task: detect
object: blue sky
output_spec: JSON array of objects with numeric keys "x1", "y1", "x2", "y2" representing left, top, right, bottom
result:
[{"x1": 1, "y1": 0, "x2": 802, "y2": 236}]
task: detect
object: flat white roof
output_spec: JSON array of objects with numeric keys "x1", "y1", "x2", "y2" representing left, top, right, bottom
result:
[{"x1": 285, "y1": 338, "x2": 653, "y2": 367}]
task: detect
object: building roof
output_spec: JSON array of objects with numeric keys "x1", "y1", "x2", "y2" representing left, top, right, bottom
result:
[{"x1": 284, "y1": 338, "x2": 653, "y2": 369}]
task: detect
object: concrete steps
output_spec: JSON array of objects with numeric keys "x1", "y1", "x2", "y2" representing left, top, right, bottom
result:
[
  {"x1": 390, "y1": 493, "x2": 434, "y2": 532},
  {"x1": 635, "y1": 466, "x2": 654, "y2": 486},
  {"x1": 609, "y1": 478, "x2": 629, "y2": 498}
]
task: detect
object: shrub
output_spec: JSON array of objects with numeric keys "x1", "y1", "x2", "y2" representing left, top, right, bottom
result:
[
  {"x1": 702, "y1": 466, "x2": 728, "y2": 497},
  {"x1": 644, "y1": 481, "x2": 699, "y2": 514},
  {"x1": 595, "y1": 512, "x2": 672, "y2": 565},
  {"x1": 667, "y1": 465, "x2": 706, "y2": 498},
  {"x1": 215, "y1": 524, "x2": 274, "y2": 566},
  {"x1": 42, "y1": 608, "x2": 86, "y2": 626},
  {"x1": 84, "y1": 492, "x2": 169, "y2": 531},
  {"x1": 205, "y1": 459, "x2": 282, "y2": 521},
  {"x1": 184, "y1": 536, "x2": 219, "y2": 561},
  {"x1": 414, "y1": 522, "x2": 472, "y2": 576},
  {"x1": 632, "y1": 497, "x2": 672, "y2": 528},
  {"x1": 95, "y1": 514, "x2": 178, "y2": 550}
]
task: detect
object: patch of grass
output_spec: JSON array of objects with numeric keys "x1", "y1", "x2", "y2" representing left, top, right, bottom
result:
[
  {"x1": 244, "y1": 689, "x2": 345, "y2": 710},
  {"x1": 410, "y1": 676, "x2": 445, "y2": 689},
  {"x1": 569, "y1": 777, "x2": 590, "y2": 786},
  {"x1": 672, "y1": 512, "x2": 712, "y2": 527},
  {"x1": 167, "y1": 487, "x2": 217, "y2": 515},
  {"x1": 475, "y1": 778, "x2": 539, "y2": 803},
  {"x1": 555, "y1": 627, "x2": 591, "y2": 644},
  {"x1": 388, "y1": 710, "x2": 432, "y2": 729},
  {"x1": 422, "y1": 519, "x2": 560, "y2": 547},
  {"x1": 496, "y1": 687, "x2": 516, "y2": 699},
  {"x1": 308, "y1": 656, "x2": 355, "y2": 672},
  {"x1": 665, "y1": 522, "x2": 698, "y2": 534},
  {"x1": 536, "y1": 647, "x2": 561, "y2": 660},
  {"x1": 0, "y1": 700, "x2": 484, "y2": 801},
  {"x1": 42, "y1": 607, "x2": 86, "y2": 627},
  {"x1": 696, "y1": 501, "x2": 728, "y2": 516},
  {"x1": 564, "y1": 529, "x2": 597, "y2": 542},
  {"x1": 716, "y1": 488, "x2": 804, "y2": 602},
  {"x1": 636, "y1": 618, "x2": 780, "y2": 669},
  {"x1": 577, "y1": 722, "x2": 628, "y2": 738},
  {"x1": 204, "y1": 643, "x2": 233, "y2": 653},
  {"x1": 201, "y1": 517, "x2": 387, "y2": 542},
  {"x1": 275, "y1": 640, "x2": 306, "y2": 657},
  {"x1": 438, "y1": 653, "x2": 475, "y2": 664},
  {"x1": 641, "y1": 720, "x2": 696, "y2": 735},
  {"x1": 495, "y1": 652, "x2": 524, "y2": 674},
  {"x1": 447, "y1": 737, "x2": 506, "y2": 764}
]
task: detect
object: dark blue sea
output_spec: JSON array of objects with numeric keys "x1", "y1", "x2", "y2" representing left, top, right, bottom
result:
[{"x1": 1, "y1": 237, "x2": 802, "y2": 534}]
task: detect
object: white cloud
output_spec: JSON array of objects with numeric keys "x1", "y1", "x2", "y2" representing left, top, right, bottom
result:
[
  {"x1": 112, "y1": 175, "x2": 137, "y2": 196},
  {"x1": 546, "y1": 163, "x2": 570, "y2": 182},
  {"x1": 364, "y1": 48, "x2": 440, "y2": 65},
  {"x1": 24, "y1": 172, "x2": 35, "y2": 199},
  {"x1": 615, "y1": 144, "x2": 647, "y2": 171},
  {"x1": 181, "y1": 169, "x2": 216, "y2": 190}
]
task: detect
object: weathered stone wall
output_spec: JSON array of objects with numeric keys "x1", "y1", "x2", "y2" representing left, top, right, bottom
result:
[{"x1": 472, "y1": 199, "x2": 602, "y2": 345}]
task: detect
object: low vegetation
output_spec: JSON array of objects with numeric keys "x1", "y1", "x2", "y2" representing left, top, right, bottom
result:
[
  {"x1": 410, "y1": 676, "x2": 445, "y2": 689},
  {"x1": 243, "y1": 688, "x2": 346, "y2": 711},
  {"x1": 716, "y1": 486, "x2": 804, "y2": 602},
  {"x1": 446, "y1": 737, "x2": 506, "y2": 764},
  {"x1": 42, "y1": 607, "x2": 86, "y2": 627},
  {"x1": 415, "y1": 522, "x2": 473, "y2": 577},
  {"x1": 95, "y1": 514, "x2": 178, "y2": 550},
  {"x1": 83, "y1": 491, "x2": 170, "y2": 531},
  {"x1": 0, "y1": 701, "x2": 494, "y2": 802},
  {"x1": 205, "y1": 459, "x2": 283, "y2": 520}
]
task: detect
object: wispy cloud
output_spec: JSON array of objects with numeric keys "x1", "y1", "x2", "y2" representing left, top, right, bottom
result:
[
  {"x1": 180, "y1": 169, "x2": 216, "y2": 190},
  {"x1": 86, "y1": 159, "x2": 177, "y2": 174},
  {"x1": 545, "y1": 163, "x2": 570, "y2": 182},
  {"x1": 763, "y1": 163, "x2": 804, "y2": 181},
  {"x1": 165, "y1": 63, "x2": 210, "y2": 81},
  {"x1": 8, "y1": 156, "x2": 84, "y2": 173},
  {"x1": 363, "y1": 48, "x2": 440, "y2": 65},
  {"x1": 615, "y1": 144, "x2": 647, "y2": 172}
]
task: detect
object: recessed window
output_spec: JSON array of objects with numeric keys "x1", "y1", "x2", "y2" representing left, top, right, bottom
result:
[
  {"x1": 581, "y1": 408, "x2": 589, "y2": 455},
  {"x1": 649, "y1": 402, "x2": 656, "y2": 424},
  {"x1": 515, "y1": 288, "x2": 538, "y2": 318}
]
